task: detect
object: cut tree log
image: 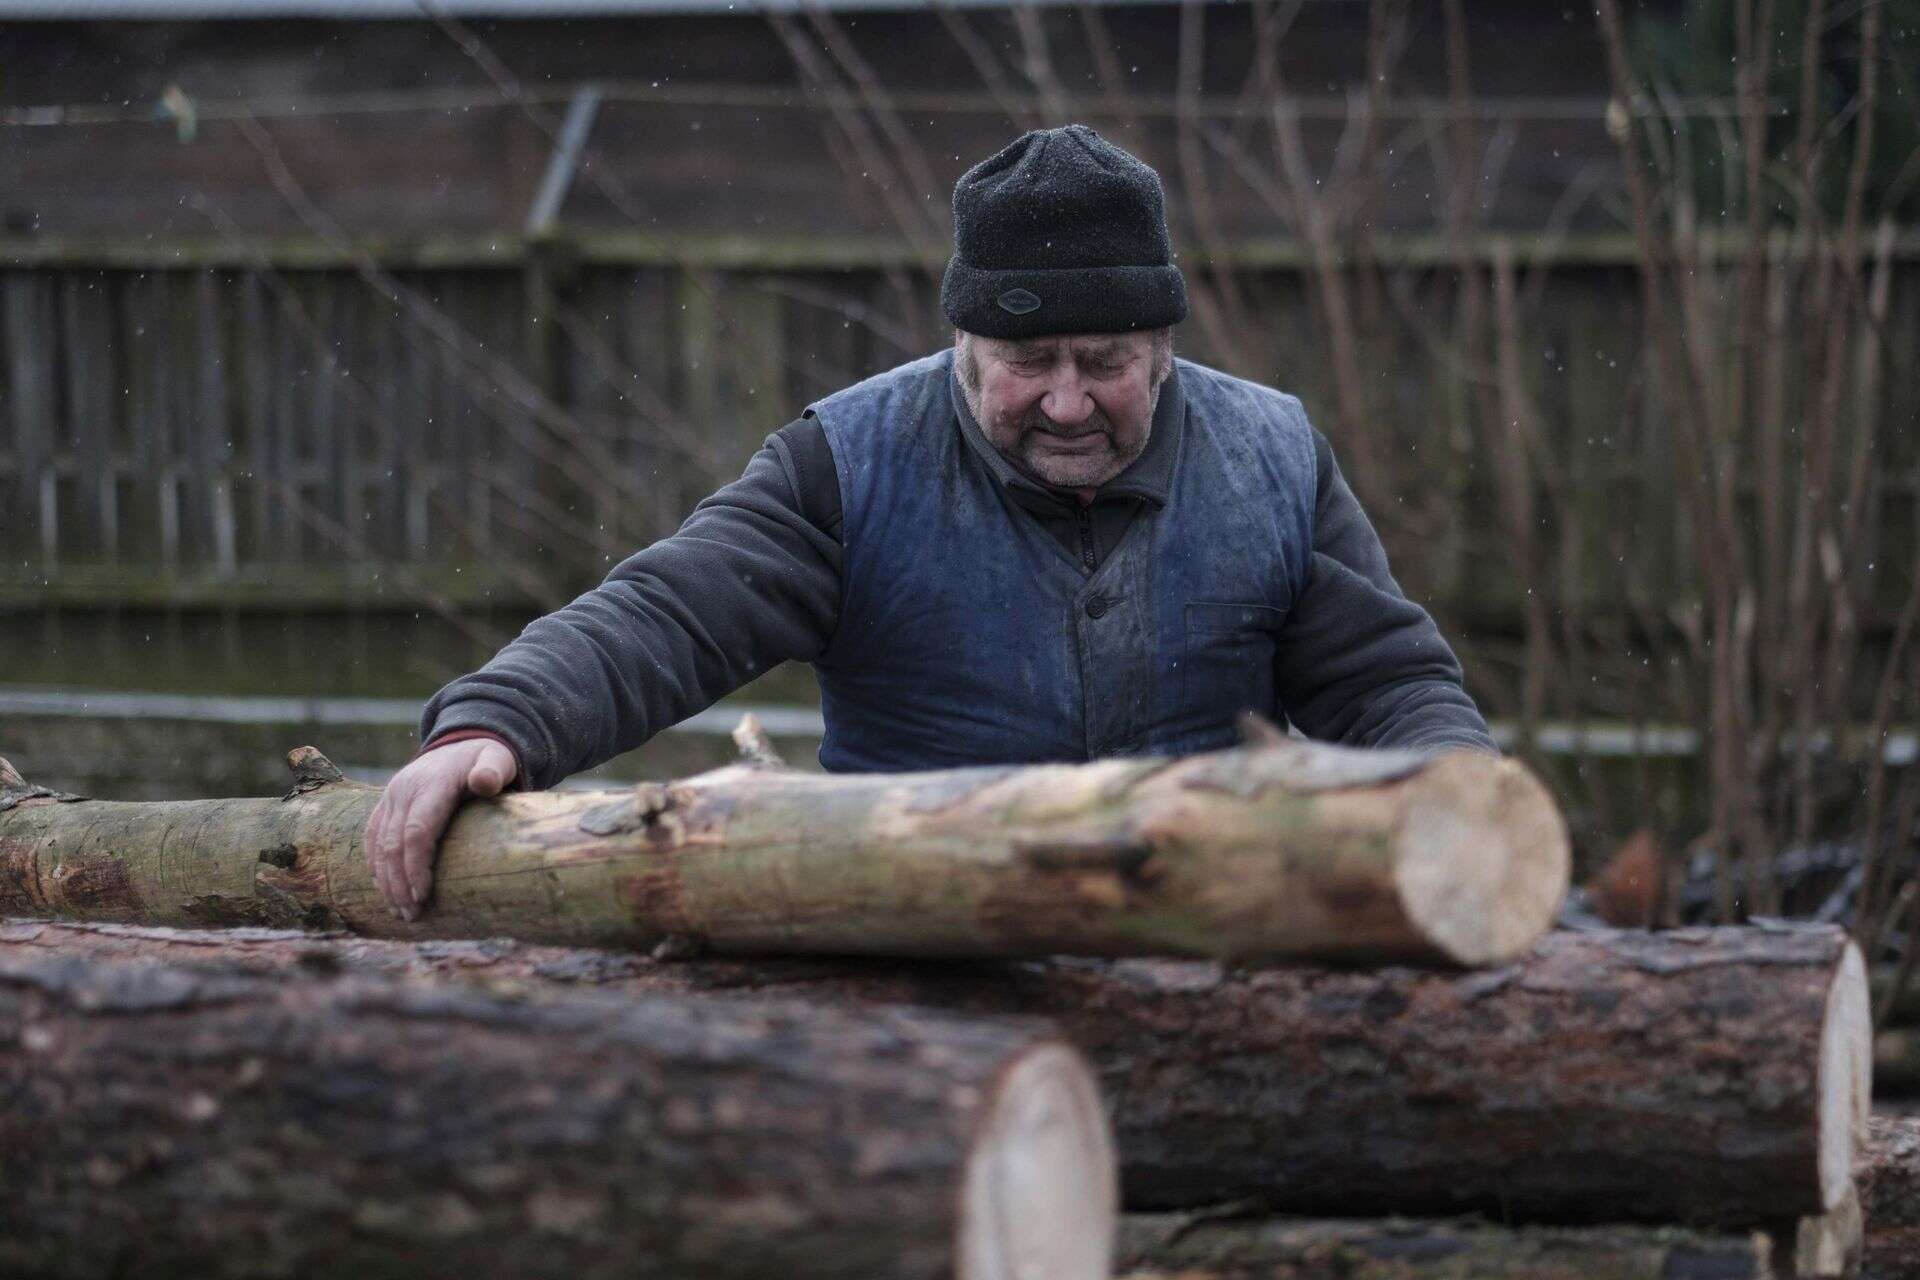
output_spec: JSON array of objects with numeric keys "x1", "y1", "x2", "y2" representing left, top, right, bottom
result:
[
  {"x1": 0, "y1": 722, "x2": 1569, "y2": 966},
  {"x1": 1114, "y1": 1212, "x2": 1780, "y2": 1279},
  {"x1": 0, "y1": 944, "x2": 1114, "y2": 1280},
  {"x1": 1, "y1": 917, "x2": 1870, "y2": 1226},
  {"x1": 1859, "y1": 1115, "x2": 1920, "y2": 1279}
]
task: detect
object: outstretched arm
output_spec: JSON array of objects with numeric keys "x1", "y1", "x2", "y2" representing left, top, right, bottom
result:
[
  {"x1": 364, "y1": 420, "x2": 843, "y2": 920},
  {"x1": 1274, "y1": 430, "x2": 1497, "y2": 754}
]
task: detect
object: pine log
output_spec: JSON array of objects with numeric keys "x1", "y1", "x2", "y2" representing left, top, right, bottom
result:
[
  {"x1": 1, "y1": 918, "x2": 1870, "y2": 1226},
  {"x1": 1860, "y1": 1115, "x2": 1920, "y2": 1279},
  {"x1": 1113, "y1": 1212, "x2": 1778, "y2": 1279},
  {"x1": 0, "y1": 726, "x2": 1568, "y2": 966},
  {"x1": 1114, "y1": 1199, "x2": 1864, "y2": 1280},
  {"x1": 0, "y1": 944, "x2": 1114, "y2": 1280}
]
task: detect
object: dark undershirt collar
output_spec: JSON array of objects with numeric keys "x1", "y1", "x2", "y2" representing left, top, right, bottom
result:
[{"x1": 949, "y1": 360, "x2": 1185, "y2": 512}]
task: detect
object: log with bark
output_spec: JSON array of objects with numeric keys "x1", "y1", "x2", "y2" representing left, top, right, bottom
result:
[
  {"x1": 1112, "y1": 1196, "x2": 1866, "y2": 1279},
  {"x1": 1860, "y1": 1115, "x2": 1920, "y2": 1279},
  {"x1": 1113, "y1": 1212, "x2": 1781, "y2": 1279},
  {"x1": 0, "y1": 943, "x2": 1114, "y2": 1280},
  {"x1": 2, "y1": 917, "x2": 1870, "y2": 1227},
  {"x1": 0, "y1": 723, "x2": 1568, "y2": 965}
]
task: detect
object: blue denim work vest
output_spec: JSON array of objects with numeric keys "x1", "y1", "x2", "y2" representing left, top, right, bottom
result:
[{"x1": 810, "y1": 350, "x2": 1316, "y2": 772}]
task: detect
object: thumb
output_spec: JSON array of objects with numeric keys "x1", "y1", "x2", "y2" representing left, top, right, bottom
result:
[{"x1": 466, "y1": 741, "x2": 517, "y2": 796}]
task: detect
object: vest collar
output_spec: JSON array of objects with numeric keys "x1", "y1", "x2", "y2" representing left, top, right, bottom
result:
[{"x1": 948, "y1": 360, "x2": 1185, "y2": 511}]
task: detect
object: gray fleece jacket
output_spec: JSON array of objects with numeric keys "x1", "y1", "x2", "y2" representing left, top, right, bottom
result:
[{"x1": 420, "y1": 361, "x2": 1495, "y2": 788}]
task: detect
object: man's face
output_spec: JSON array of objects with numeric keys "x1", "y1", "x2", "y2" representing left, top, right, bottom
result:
[{"x1": 957, "y1": 330, "x2": 1167, "y2": 495}]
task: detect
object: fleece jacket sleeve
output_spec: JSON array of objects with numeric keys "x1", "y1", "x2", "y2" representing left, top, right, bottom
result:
[{"x1": 1273, "y1": 429, "x2": 1499, "y2": 754}]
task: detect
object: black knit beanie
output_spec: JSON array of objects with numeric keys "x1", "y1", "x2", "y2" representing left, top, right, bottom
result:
[{"x1": 941, "y1": 124, "x2": 1189, "y2": 339}]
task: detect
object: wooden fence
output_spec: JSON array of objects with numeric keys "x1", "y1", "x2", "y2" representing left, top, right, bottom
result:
[{"x1": 3, "y1": 236, "x2": 1918, "y2": 627}]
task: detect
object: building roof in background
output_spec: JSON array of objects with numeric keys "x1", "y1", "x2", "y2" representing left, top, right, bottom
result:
[{"x1": 1, "y1": 0, "x2": 1227, "y2": 15}]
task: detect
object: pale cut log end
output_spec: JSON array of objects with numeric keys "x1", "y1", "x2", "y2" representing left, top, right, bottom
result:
[
  {"x1": 1795, "y1": 1186, "x2": 1863, "y2": 1278},
  {"x1": 730, "y1": 714, "x2": 788, "y2": 769},
  {"x1": 1819, "y1": 941, "x2": 1873, "y2": 1211},
  {"x1": 959, "y1": 1042, "x2": 1115, "y2": 1280},
  {"x1": 1391, "y1": 753, "x2": 1571, "y2": 966}
]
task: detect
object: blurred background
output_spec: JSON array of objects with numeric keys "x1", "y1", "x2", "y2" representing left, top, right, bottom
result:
[{"x1": 0, "y1": 0, "x2": 1916, "y2": 942}]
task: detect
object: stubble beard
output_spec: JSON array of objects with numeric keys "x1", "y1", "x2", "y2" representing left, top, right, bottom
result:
[{"x1": 1004, "y1": 403, "x2": 1141, "y2": 490}]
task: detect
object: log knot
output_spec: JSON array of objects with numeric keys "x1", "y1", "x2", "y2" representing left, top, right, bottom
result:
[
  {"x1": 283, "y1": 747, "x2": 347, "y2": 800},
  {"x1": 730, "y1": 714, "x2": 788, "y2": 770},
  {"x1": 579, "y1": 784, "x2": 690, "y2": 839},
  {"x1": 0, "y1": 756, "x2": 87, "y2": 812},
  {"x1": 1014, "y1": 835, "x2": 1159, "y2": 881},
  {"x1": 258, "y1": 844, "x2": 299, "y2": 871}
]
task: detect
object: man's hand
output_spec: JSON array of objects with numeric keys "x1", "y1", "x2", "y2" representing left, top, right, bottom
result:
[{"x1": 364, "y1": 739, "x2": 517, "y2": 920}]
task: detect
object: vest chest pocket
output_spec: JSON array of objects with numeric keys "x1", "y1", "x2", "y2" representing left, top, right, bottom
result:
[{"x1": 1180, "y1": 601, "x2": 1285, "y2": 729}]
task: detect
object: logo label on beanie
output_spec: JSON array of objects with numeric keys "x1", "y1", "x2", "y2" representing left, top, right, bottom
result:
[{"x1": 997, "y1": 288, "x2": 1041, "y2": 316}]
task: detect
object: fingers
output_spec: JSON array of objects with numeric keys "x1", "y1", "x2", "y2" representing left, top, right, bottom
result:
[
  {"x1": 366, "y1": 740, "x2": 513, "y2": 923},
  {"x1": 396, "y1": 764, "x2": 466, "y2": 920},
  {"x1": 362, "y1": 801, "x2": 393, "y2": 914},
  {"x1": 369, "y1": 777, "x2": 416, "y2": 920},
  {"x1": 467, "y1": 741, "x2": 517, "y2": 796}
]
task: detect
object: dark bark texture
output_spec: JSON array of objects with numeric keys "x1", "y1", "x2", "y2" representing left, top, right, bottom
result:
[
  {"x1": 1862, "y1": 1116, "x2": 1920, "y2": 1279},
  {"x1": 0, "y1": 918, "x2": 1867, "y2": 1227},
  {"x1": 1115, "y1": 1212, "x2": 1777, "y2": 1279},
  {"x1": 0, "y1": 941, "x2": 1103, "y2": 1280}
]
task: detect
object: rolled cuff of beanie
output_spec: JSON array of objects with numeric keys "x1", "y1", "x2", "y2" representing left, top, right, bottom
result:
[{"x1": 940, "y1": 259, "x2": 1188, "y2": 339}]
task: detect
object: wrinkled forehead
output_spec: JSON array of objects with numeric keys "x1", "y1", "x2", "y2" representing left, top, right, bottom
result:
[{"x1": 979, "y1": 332, "x2": 1152, "y2": 362}]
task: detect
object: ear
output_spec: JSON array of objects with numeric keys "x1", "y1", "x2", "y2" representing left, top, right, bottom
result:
[
  {"x1": 1152, "y1": 329, "x2": 1174, "y2": 384},
  {"x1": 954, "y1": 331, "x2": 981, "y2": 396}
]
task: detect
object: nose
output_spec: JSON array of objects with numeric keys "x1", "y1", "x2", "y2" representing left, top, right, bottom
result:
[{"x1": 1039, "y1": 367, "x2": 1095, "y2": 427}]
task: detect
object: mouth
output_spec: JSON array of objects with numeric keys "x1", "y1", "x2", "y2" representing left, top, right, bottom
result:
[{"x1": 1029, "y1": 432, "x2": 1108, "y2": 455}]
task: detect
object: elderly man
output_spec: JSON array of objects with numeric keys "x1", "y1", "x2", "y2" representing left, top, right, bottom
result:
[{"x1": 365, "y1": 125, "x2": 1494, "y2": 920}]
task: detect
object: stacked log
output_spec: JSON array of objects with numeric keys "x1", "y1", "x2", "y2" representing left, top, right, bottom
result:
[
  {"x1": 1113, "y1": 1213, "x2": 1780, "y2": 1280},
  {"x1": 1860, "y1": 1116, "x2": 1920, "y2": 1278},
  {"x1": 0, "y1": 916, "x2": 1872, "y2": 1229},
  {"x1": 0, "y1": 734, "x2": 1568, "y2": 966},
  {"x1": 0, "y1": 942, "x2": 1114, "y2": 1280},
  {"x1": 1109, "y1": 1191, "x2": 1871, "y2": 1279},
  {"x1": 1871, "y1": 966, "x2": 1920, "y2": 1097},
  {"x1": 0, "y1": 742, "x2": 1888, "y2": 1277}
]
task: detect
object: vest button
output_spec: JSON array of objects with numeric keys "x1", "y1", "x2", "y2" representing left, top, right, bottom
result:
[{"x1": 1084, "y1": 595, "x2": 1110, "y2": 619}]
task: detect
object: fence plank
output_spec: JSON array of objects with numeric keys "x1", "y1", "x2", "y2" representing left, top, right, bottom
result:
[
  {"x1": 0, "y1": 257, "x2": 1915, "y2": 644},
  {"x1": 4, "y1": 272, "x2": 57, "y2": 568},
  {"x1": 196, "y1": 271, "x2": 237, "y2": 576},
  {"x1": 271, "y1": 276, "x2": 299, "y2": 561},
  {"x1": 237, "y1": 272, "x2": 274, "y2": 565},
  {"x1": 59, "y1": 274, "x2": 103, "y2": 560},
  {"x1": 376, "y1": 292, "x2": 408, "y2": 555},
  {"x1": 617, "y1": 266, "x2": 679, "y2": 543}
]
